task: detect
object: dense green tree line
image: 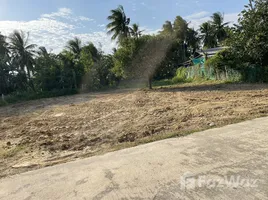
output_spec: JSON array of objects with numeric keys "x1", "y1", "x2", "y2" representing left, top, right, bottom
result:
[
  {"x1": 211, "y1": 0, "x2": 268, "y2": 82},
  {"x1": 1, "y1": 0, "x2": 267, "y2": 100},
  {"x1": 0, "y1": 31, "x2": 116, "y2": 96}
]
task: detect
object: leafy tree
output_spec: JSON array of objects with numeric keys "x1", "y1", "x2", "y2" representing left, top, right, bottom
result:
[
  {"x1": 96, "y1": 55, "x2": 117, "y2": 87},
  {"x1": 154, "y1": 40, "x2": 184, "y2": 80},
  {"x1": 235, "y1": 0, "x2": 268, "y2": 67},
  {"x1": 107, "y1": 5, "x2": 130, "y2": 42},
  {"x1": 173, "y1": 16, "x2": 188, "y2": 41},
  {"x1": 35, "y1": 48, "x2": 62, "y2": 91},
  {"x1": 112, "y1": 37, "x2": 139, "y2": 79},
  {"x1": 129, "y1": 36, "x2": 172, "y2": 89}
]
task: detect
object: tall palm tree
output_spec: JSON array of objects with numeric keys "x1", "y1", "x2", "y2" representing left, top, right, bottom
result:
[
  {"x1": 0, "y1": 33, "x2": 11, "y2": 94},
  {"x1": 199, "y1": 22, "x2": 217, "y2": 48},
  {"x1": 211, "y1": 12, "x2": 229, "y2": 43},
  {"x1": 159, "y1": 21, "x2": 174, "y2": 36},
  {"x1": 9, "y1": 30, "x2": 36, "y2": 91},
  {"x1": 37, "y1": 46, "x2": 49, "y2": 57},
  {"x1": 0, "y1": 33, "x2": 9, "y2": 57},
  {"x1": 186, "y1": 28, "x2": 200, "y2": 53},
  {"x1": 106, "y1": 5, "x2": 130, "y2": 42},
  {"x1": 129, "y1": 23, "x2": 143, "y2": 38},
  {"x1": 66, "y1": 37, "x2": 82, "y2": 57}
]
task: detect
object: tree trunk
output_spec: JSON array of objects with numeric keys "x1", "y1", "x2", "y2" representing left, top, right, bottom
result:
[
  {"x1": 148, "y1": 76, "x2": 152, "y2": 89},
  {"x1": 26, "y1": 67, "x2": 35, "y2": 92},
  {"x1": 72, "y1": 70, "x2": 77, "y2": 89}
]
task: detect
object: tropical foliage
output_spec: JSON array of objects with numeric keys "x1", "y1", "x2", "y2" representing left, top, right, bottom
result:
[
  {"x1": 1, "y1": 1, "x2": 268, "y2": 104},
  {"x1": 106, "y1": 5, "x2": 131, "y2": 42}
]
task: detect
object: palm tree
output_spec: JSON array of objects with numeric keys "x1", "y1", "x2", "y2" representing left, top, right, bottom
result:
[
  {"x1": 159, "y1": 21, "x2": 173, "y2": 36},
  {"x1": 0, "y1": 33, "x2": 9, "y2": 57},
  {"x1": 37, "y1": 46, "x2": 49, "y2": 57},
  {"x1": 211, "y1": 12, "x2": 229, "y2": 43},
  {"x1": 129, "y1": 23, "x2": 143, "y2": 38},
  {"x1": 0, "y1": 33, "x2": 11, "y2": 94},
  {"x1": 107, "y1": 5, "x2": 130, "y2": 42},
  {"x1": 186, "y1": 28, "x2": 200, "y2": 53},
  {"x1": 199, "y1": 22, "x2": 217, "y2": 48},
  {"x1": 66, "y1": 37, "x2": 82, "y2": 57},
  {"x1": 9, "y1": 30, "x2": 36, "y2": 91}
]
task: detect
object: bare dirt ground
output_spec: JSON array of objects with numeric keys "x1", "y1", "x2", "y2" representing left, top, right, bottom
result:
[{"x1": 1, "y1": 83, "x2": 268, "y2": 178}]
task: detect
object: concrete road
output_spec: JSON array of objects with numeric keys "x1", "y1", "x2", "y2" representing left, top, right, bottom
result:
[{"x1": 1, "y1": 117, "x2": 268, "y2": 200}]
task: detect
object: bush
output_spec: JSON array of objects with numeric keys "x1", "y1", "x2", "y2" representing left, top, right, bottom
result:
[
  {"x1": 205, "y1": 49, "x2": 268, "y2": 83},
  {"x1": 238, "y1": 65, "x2": 268, "y2": 83},
  {"x1": 172, "y1": 67, "x2": 191, "y2": 83},
  {"x1": 0, "y1": 89, "x2": 78, "y2": 106}
]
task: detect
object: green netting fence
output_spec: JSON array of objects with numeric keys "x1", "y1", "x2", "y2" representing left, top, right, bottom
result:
[
  {"x1": 177, "y1": 55, "x2": 268, "y2": 82},
  {"x1": 186, "y1": 64, "x2": 242, "y2": 81}
]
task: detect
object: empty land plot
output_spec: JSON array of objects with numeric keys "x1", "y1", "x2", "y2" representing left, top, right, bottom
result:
[{"x1": 1, "y1": 83, "x2": 268, "y2": 178}]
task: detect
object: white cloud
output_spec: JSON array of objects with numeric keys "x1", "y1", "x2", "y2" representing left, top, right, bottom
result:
[
  {"x1": 41, "y1": 8, "x2": 72, "y2": 19},
  {"x1": 141, "y1": 26, "x2": 160, "y2": 35},
  {"x1": 224, "y1": 13, "x2": 240, "y2": 25},
  {"x1": 184, "y1": 11, "x2": 210, "y2": 20},
  {"x1": 184, "y1": 11, "x2": 239, "y2": 30},
  {"x1": 40, "y1": 8, "x2": 95, "y2": 23},
  {"x1": 0, "y1": 8, "x2": 116, "y2": 54},
  {"x1": 79, "y1": 16, "x2": 94, "y2": 22}
]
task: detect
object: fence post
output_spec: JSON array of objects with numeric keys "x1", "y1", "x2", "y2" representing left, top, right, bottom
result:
[{"x1": 1, "y1": 94, "x2": 4, "y2": 102}]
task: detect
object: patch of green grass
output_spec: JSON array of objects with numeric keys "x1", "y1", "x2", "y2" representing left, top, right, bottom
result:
[
  {"x1": 0, "y1": 89, "x2": 78, "y2": 107},
  {"x1": 0, "y1": 100, "x2": 7, "y2": 107},
  {"x1": 153, "y1": 79, "x2": 174, "y2": 87}
]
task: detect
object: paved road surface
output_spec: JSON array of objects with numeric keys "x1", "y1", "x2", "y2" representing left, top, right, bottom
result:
[{"x1": 1, "y1": 117, "x2": 268, "y2": 200}]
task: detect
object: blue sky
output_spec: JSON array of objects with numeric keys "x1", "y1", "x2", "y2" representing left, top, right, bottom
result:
[{"x1": 0, "y1": 0, "x2": 249, "y2": 53}]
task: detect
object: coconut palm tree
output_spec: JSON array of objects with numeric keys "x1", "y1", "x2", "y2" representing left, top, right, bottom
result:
[
  {"x1": 211, "y1": 12, "x2": 229, "y2": 43},
  {"x1": 199, "y1": 22, "x2": 217, "y2": 48},
  {"x1": 66, "y1": 37, "x2": 82, "y2": 57},
  {"x1": 0, "y1": 33, "x2": 11, "y2": 94},
  {"x1": 159, "y1": 21, "x2": 174, "y2": 36},
  {"x1": 9, "y1": 30, "x2": 36, "y2": 91},
  {"x1": 129, "y1": 23, "x2": 143, "y2": 38},
  {"x1": 186, "y1": 28, "x2": 200, "y2": 53},
  {"x1": 37, "y1": 46, "x2": 49, "y2": 57},
  {"x1": 106, "y1": 5, "x2": 130, "y2": 42},
  {"x1": 0, "y1": 33, "x2": 9, "y2": 57}
]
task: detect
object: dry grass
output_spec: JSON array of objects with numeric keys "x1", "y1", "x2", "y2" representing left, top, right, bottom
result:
[{"x1": 1, "y1": 82, "x2": 268, "y2": 178}]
